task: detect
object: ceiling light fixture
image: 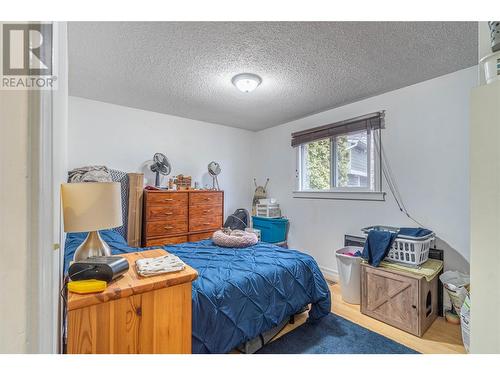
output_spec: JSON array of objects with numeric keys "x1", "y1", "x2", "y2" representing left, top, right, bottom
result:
[{"x1": 231, "y1": 73, "x2": 262, "y2": 93}]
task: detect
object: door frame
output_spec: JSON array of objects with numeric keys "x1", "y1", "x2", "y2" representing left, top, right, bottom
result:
[{"x1": 27, "y1": 21, "x2": 67, "y2": 354}]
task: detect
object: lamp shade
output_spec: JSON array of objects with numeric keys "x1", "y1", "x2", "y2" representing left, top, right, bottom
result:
[{"x1": 61, "y1": 182, "x2": 123, "y2": 233}]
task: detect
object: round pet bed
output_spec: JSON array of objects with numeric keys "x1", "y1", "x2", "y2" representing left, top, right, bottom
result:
[{"x1": 212, "y1": 229, "x2": 258, "y2": 248}]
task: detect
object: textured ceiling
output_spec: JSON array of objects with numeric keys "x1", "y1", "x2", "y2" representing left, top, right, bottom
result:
[{"x1": 68, "y1": 22, "x2": 477, "y2": 131}]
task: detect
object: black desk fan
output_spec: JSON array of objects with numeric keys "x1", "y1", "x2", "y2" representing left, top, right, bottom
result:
[{"x1": 150, "y1": 152, "x2": 171, "y2": 188}]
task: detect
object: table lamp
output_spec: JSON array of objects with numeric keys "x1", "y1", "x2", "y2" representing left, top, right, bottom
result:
[{"x1": 61, "y1": 182, "x2": 123, "y2": 261}]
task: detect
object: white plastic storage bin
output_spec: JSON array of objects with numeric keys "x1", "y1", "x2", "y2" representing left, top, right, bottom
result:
[
  {"x1": 362, "y1": 226, "x2": 434, "y2": 267},
  {"x1": 335, "y1": 247, "x2": 363, "y2": 304},
  {"x1": 480, "y1": 51, "x2": 500, "y2": 85},
  {"x1": 256, "y1": 203, "x2": 281, "y2": 218}
]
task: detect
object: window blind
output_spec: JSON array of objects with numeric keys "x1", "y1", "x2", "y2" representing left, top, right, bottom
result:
[{"x1": 291, "y1": 111, "x2": 385, "y2": 147}]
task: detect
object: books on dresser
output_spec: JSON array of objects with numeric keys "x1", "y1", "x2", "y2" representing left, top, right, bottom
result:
[{"x1": 142, "y1": 190, "x2": 224, "y2": 246}]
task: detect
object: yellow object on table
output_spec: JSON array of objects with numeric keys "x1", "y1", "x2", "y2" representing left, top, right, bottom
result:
[
  {"x1": 67, "y1": 279, "x2": 107, "y2": 294},
  {"x1": 378, "y1": 258, "x2": 444, "y2": 282}
]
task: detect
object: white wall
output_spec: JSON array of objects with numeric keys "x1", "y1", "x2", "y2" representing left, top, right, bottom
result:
[
  {"x1": 68, "y1": 97, "x2": 256, "y2": 217},
  {"x1": 68, "y1": 67, "x2": 476, "y2": 279},
  {"x1": 0, "y1": 90, "x2": 29, "y2": 353},
  {"x1": 254, "y1": 67, "x2": 477, "y2": 278},
  {"x1": 0, "y1": 22, "x2": 68, "y2": 354},
  {"x1": 470, "y1": 79, "x2": 500, "y2": 353}
]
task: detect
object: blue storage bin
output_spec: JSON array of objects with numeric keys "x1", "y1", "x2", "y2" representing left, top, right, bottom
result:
[{"x1": 252, "y1": 216, "x2": 289, "y2": 243}]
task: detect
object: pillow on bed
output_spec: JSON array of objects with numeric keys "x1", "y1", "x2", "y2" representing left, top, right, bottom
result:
[{"x1": 212, "y1": 229, "x2": 258, "y2": 248}]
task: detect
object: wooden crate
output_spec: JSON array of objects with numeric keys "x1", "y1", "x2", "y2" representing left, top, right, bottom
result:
[{"x1": 361, "y1": 263, "x2": 438, "y2": 337}]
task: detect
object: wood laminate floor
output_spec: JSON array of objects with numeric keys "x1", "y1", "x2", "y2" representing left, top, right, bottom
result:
[{"x1": 271, "y1": 283, "x2": 466, "y2": 354}]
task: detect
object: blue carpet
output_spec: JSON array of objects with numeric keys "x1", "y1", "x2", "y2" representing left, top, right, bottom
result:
[{"x1": 256, "y1": 313, "x2": 419, "y2": 354}]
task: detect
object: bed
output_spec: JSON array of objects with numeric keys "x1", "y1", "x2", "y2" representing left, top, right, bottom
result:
[
  {"x1": 63, "y1": 170, "x2": 331, "y2": 353},
  {"x1": 64, "y1": 230, "x2": 331, "y2": 353}
]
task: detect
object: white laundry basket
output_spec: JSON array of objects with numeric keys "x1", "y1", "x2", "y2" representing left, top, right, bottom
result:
[
  {"x1": 335, "y1": 246, "x2": 363, "y2": 304},
  {"x1": 361, "y1": 225, "x2": 434, "y2": 267}
]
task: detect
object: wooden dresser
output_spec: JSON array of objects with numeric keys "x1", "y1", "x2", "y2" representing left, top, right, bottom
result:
[
  {"x1": 142, "y1": 190, "x2": 224, "y2": 247},
  {"x1": 66, "y1": 249, "x2": 198, "y2": 354}
]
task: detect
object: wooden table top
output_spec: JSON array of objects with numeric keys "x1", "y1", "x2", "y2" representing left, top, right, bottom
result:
[
  {"x1": 361, "y1": 260, "x2": 443, "y2": 281},
  {"x1": 67, "y1": 249, "x2": 198, "y2": 311}
]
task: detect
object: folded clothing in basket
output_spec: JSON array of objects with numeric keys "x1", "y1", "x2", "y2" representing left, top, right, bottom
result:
[
  {"x1": 362, "y1": 230, "x2": 398, "y2": 267},
  {"x1": 398, "y1": 227, "x2": 433, "y2": 238},
  {"x1": 362, "y1": 227, "x2": 433, "y2": 267}
]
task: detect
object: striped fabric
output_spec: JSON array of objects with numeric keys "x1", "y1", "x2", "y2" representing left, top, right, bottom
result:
[{"x1": 109, "y1": 169, "x2": 129, "y2": 239}]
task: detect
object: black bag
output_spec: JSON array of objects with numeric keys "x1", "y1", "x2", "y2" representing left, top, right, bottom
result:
[{"x1": 224, "y1": 209, "x2": 250, "y2": 230}]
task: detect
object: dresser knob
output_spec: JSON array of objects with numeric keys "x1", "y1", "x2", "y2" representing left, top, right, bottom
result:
[
  {"x1": 164, "y1": 198, "x2": 173, "y2": 201},
  {"x1": 164, "y1": 226, "x2": 174, "y2": 229}
]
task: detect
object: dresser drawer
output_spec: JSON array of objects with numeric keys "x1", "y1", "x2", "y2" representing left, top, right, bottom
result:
[
  {"x1": 188, "y1": 231, "x2": 215, "y2": 242},
  {"x1": 146, "y1": 205, "x2": 188, "y2": 221},
  {"x1": 189, "y1": 215, "x2": 223, "y2": 232},
  {"x1": 189, "y1": 204, "x2": 222, "y2": 220},
  {"x1": 145, "y1": 236, "x2": 188, "y2": 246},
  {"x1": 146, "y1": 220, "x2": 188, "y2": 237},
  {"x1": 189, "y1": 205, "x2": 222, "y2": 231},
  {"x1": 147, "y1": 192, "x2": 188, "y2": 206},
  {"x1": 189, "y1": 192, "x2": 223, "y2": 206}
]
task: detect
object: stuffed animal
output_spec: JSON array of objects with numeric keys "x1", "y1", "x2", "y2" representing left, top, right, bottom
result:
[{"x1": 252, "y1": 178, "x2": 269, "y2": 216}]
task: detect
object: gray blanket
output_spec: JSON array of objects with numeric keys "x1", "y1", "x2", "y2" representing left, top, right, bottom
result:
[{"x1": 68, "y1": 165, "x2": 112, "y2": 183}]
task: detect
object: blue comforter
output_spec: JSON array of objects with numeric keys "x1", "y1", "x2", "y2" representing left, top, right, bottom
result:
[{"x1": 64, "y1": 230, "x2": 331, "y2": 354}]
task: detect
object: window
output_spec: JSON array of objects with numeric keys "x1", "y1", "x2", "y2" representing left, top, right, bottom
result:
[{"x1": 292, "y1": 112, "x2": 385, "y2": 200}]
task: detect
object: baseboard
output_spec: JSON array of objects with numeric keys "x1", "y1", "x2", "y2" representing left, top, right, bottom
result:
[{"x1": 320, "y1": 265, "x2": 339, "y2": 283}]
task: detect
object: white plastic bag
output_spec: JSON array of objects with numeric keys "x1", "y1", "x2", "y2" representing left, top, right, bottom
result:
[
  {"x1": 439, "y1": 271, "x2": 470, "y2": 314},
  {"x1": 460, "y1": 295, "x2": 470, "y2": 353}
]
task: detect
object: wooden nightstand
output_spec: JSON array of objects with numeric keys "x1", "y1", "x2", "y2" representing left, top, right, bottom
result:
[{"x1": 66, "y1": 249, "x2": 198, "y2": 354}]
